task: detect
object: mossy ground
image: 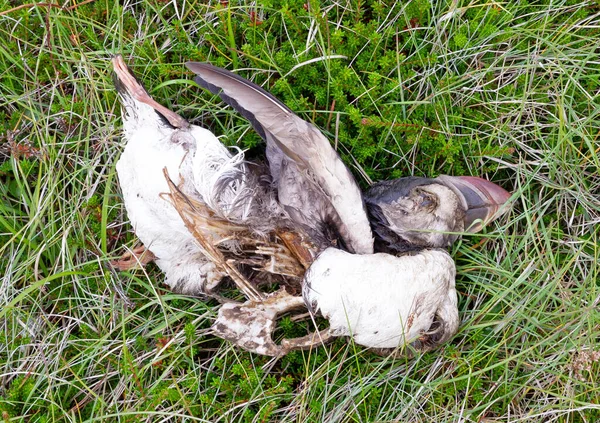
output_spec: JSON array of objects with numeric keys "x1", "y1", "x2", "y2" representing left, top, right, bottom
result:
[{"x1": 0, "y1": 0, "x2": 599, "y2": 421}]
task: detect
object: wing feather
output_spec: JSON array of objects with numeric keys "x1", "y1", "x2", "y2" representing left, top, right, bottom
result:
[{"x1": 186, "y1": 62, "x2": 373, "y2": 254}]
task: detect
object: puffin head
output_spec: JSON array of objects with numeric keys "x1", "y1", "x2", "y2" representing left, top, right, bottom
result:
[{"x1": 365, "y1": 175, "x2": 511, "y2": 252}]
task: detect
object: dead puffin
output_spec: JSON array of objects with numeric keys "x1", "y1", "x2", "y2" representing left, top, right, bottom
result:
[{"x1": 112, "y1": 56, "x2": 510, "y2": 355}]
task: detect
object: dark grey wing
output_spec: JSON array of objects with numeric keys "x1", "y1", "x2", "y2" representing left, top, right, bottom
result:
[{"x1": 186, "y1": 62, "x2": 373, "y2": 254}]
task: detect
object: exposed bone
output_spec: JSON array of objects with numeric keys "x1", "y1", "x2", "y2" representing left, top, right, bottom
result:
[
  {"x1": 161, "y1": 168, "x2": 334, "y2": 356},
  {"x1": 253, "y1": 244, "x2": 305, "y2": 277},
  {"x1": 219, "y1": 235, "x2": 305, "y2": 278},
  {"x1": 212, "y1": 289, "x2": 333, "y2": 356}
]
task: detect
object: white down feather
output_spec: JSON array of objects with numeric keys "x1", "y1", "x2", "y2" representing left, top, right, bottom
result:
[
  {"x1": 303, "y1": 248, "x2": 458, "y2": 348},
  {"x1": 116, "y1": 99, "x2": 258, "y2": 294}
]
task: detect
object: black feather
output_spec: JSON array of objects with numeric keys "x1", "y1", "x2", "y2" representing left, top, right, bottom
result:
[{"x1": 188, "y1": 62, "x2": 292, "y2": 143}]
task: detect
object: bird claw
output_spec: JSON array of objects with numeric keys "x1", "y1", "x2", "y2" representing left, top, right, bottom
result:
[
  {"x1": 111, "y1": 245, "x2": 156, "y2": 270},
  {"x1": 212, "y1": 289, "x2": 332, "y2": 356}
]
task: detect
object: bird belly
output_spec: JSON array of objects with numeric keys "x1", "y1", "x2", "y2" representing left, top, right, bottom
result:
[
  {"x1": 117, "y1": 129, "x2": 189, "y2": 236},
  {"x1": 116, "y1": 130, "x2": 221, "y2": 293},
  {"x1": 303, "y1": 248, "x2": 457, "y2": 348}
]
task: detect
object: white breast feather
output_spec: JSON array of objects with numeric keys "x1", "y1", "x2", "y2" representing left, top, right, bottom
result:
[
  {"x1": 116, "y1": 98, "x2": 280, "y2": 294},
  {"x1": 303, "y1": 248, "x2": 457, "y2": 348},
  {"x1": 117, "y1": 92, "x2": 253, "y2": 291}
]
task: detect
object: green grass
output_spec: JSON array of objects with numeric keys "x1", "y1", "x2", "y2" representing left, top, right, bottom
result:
[{"x1": 1, "y1": 0, "x2": 599, "y2": 421}]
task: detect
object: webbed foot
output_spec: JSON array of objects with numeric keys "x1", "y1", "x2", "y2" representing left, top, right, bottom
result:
[{"x1": 111, "y1": 245, "x2": 156, "y2": 270}]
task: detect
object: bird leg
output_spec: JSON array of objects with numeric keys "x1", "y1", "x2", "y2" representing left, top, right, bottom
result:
[
  {"x1": 111, "y1": 245, "x2": 156, "y2": 270},
  {"x1": 213, "y1": 288, "x2": 333, "y2": 356},
  {"x1": 112, "y1": 55, "x2": 189, "y2": 129}
]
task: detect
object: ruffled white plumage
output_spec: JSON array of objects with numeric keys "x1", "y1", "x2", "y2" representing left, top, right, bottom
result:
[
  {"x1": 303, "y1": 248, "x2": 458, "y2": 348},
  {"x1": 116, "y1": 96, "x2": 267, "y2": 294}
]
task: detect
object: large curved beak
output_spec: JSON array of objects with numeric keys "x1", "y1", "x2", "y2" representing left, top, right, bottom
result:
[{"x1": 436, "y1": 175, "x2": 511, "y2": 233}]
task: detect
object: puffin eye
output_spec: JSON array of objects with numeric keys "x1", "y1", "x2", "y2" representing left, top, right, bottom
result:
[{"x1": 416, "y1": 190, "x2": 437, "y2": 210}]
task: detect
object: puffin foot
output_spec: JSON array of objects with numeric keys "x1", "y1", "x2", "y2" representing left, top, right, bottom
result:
[
  {"x1": 112, "y1": 55, "x2": 189, "y2": 129},
  {"x1": 111, "y1": 245, "x2": 156, "y2": 270}
]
